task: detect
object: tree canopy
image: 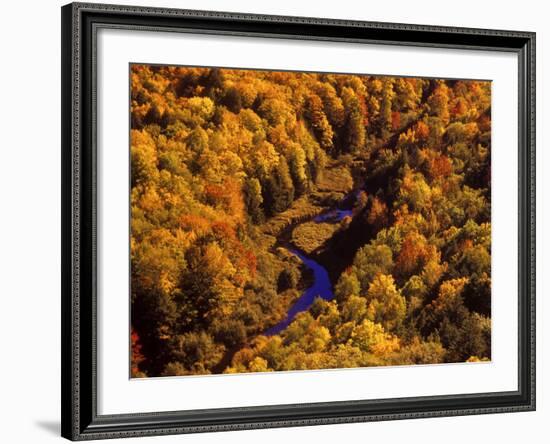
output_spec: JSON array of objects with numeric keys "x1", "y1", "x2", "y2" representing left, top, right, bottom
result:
[{"x1": 130, "y1": 65, "x2": 491, "y2": 377}]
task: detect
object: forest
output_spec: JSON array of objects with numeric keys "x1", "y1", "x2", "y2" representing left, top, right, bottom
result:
[{"x1": 130, "y1": 64, "x2": 491, "y2": 377}]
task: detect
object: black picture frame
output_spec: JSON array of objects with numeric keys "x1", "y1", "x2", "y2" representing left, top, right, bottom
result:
[{"x1": 61, "y1": 2, "x2": 536, "y2": 440}]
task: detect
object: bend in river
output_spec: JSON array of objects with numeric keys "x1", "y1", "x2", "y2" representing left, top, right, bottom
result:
[
  {"x1": 264, "y1": 249, "x2": 334, "y2": 336},
  {"x1": 264, "y1": 190, "x2": 360, "y2": 336},
  {"x1": 314, "y1": 209, "x2": 353, "y2": 223}
]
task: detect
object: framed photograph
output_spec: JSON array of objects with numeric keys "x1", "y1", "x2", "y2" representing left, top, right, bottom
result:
[{"x1": 61, "y1": 2, "x2": 536, "y2": 440}]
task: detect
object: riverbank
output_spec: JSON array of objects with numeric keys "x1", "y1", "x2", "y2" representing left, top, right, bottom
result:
[
  {"x1": 264, "y1": 249, "x2": 334, "y2": 335},
  {"x1": 261, "y1": 182, "x2": 364, "y2": 336}
]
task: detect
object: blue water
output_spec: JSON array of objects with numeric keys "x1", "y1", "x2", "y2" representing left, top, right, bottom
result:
[
  {"x1": 314, "y1": 209, "x2": 353, "y2": 223},
  {"x1": 264, "y1": 249, "x2": 335, "y2": 336},
  {"x1": 263, "y1": 188, "x2": 362, "y2": 336}
]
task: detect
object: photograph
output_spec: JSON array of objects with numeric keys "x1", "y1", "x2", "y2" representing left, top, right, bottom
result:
[
  {"x1": 129, "y1": 65, "x2": 492, "y2": 378},
  {"x1": 0, "y1": 0, "x2": 544, "y2": 442},
  {"x1": 57, "y1": 2, "x2": 536, "y2": 439}
]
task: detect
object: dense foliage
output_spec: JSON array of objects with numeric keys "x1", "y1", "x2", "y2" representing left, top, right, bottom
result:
[{"x1": 130, "y1": 65, "x2": 491, "y2": 377}]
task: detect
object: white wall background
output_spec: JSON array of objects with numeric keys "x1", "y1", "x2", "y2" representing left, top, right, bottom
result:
[{"x1": 0, "y1": 0, "x2": 545, "y2": 442}]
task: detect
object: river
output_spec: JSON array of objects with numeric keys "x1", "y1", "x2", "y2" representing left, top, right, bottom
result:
[
  {"x1": 264, "y1": 191, "x2": 359, "y2": 336},
  {"x1": 264, "y1": 248, "x2": 335, "y2": 335}
]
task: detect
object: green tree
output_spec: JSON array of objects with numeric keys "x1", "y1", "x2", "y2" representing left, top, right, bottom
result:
[
  {"x1": 352, "y1": 243, "x2": 393, "y2": 292},
  {"x1": 263, "y1": 156, "x2": 295, "y2": 215},
  {"x1": 379, "y1": 78, "x2": 395, "y2": 134},
  {"x1": 168, "y1": 331, "x2": 225, "y2": 373},
  {"x1": 341, "y1": 86, "x2": 366, "y2": 153},
  {"x1": 334, "y1": 271, "x2": 360, "y2": 303},
  {"x1": 131, "y1": 130, "x2": 159, "y2": 187},
  {"x1": 243, "y1": 177, "x2": 264, "y2": 224},
  {"x1": 288, "y1": 145, "x2": 309, "y2": 195}
]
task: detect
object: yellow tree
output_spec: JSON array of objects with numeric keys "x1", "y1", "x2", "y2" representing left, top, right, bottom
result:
[{"x1": 366, "y1": 274, "x2": 407, "y2": 332}]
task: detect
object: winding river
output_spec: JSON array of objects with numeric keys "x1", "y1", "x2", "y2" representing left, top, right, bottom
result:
[
  {"x1": 264, "y1": 248, "x2": 335, "y2": 336},
  {"x1": 264, "y1": 193, "x2": 358, "y2": 336}
]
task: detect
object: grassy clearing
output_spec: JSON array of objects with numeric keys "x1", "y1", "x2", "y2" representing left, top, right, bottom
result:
[
  {"x1": 261, "y1": 195, "x2": 324, "y2": 237},
  {"x1": 291, "y1": 221, "x2": 340, "y2": 254},
  {"x1": 261, "y1": 163, "x2": 354, "y2": 238},
  {"x1": 316, "y1": 166, "x2": 354, "y2": 193}
]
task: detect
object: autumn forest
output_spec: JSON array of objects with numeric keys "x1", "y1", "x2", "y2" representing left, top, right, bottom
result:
[{"x1": 130, "y1": 64, "x2": 491, "y2": 377}]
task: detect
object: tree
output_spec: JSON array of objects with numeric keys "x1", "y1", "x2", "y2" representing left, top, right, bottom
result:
[
  {"x1": 210, "y1": 318, "x2": 247, "y2": 348},
  {"x1": 243, "y1": 177, "x2": 264, "y2": 224},
  {"x1": 131, "y1": 130, "x2": 159, "y2": 187},
  {"x1": 178, "y1": 242, "x2": 235, "y2": 329},
  {"x1": 288, "y1": 145, "x2": 309, "y2": 195},
  {"x1": 428, "y1": 154, "x2": 453, "y2": 180},
  {"x1": 397, "y1": 169, "x2": 432, "y2": 212},
  {"x1": 129, "y1": 65, "x2": 493, "y2": 375},
  {"x1": 394, "y1": 78, "x2": 421, "y2": 111},
  {"x1": 349, "y1": 319, "x2": 399, "y2": 356},
  {"x1": 341, "y1": 86, "x2": 366, "y2": 153},
  {"x1": 248, "y1": 357, "x2": 271, "y2": 372},
  {"x1": 263, "y1": 156, "x2": 295, "y2": 215},
  {"x1": 187, "y1": 96, "x2": 215, "y2": 123},
  {"x1": 416, "y1": 277, "x2": 488, "y2": 361},
  {"x1": 367, "y1": 196, "x2": 389, "y2": 231},
  {"x1": 365, "y1": 274, "x2": 407, "y2": 332},
  {"x1": 334, "y1": 271, "x2": 360, "y2": 303},
  {"x1": 205, "y1": 68, "x2": 225, "y2": 96},
  {"x1": 305, "y1": 94, "x2": 334, "y2": 151},
  {"x1": 168, "y1": 332, "x2": 225, "y2": 373},
  {"x1": 352, "y1": 243, "x2": 393, "y2": 292},
  {"x1": 222, "y1": 86, "x2": 242, "y2": 113},
  {"x1": 316, "y1": 82, "x2": 345, "y2": 128},
  {"x1": 277, "y1": 267, "x2": 300, "y2": 292},
  {"x1": 395, "y1": 232, "x2": 432, "y2": 279},
  {"x1": 161, "y1": 362, "x2": 187, "y2": 376},
  {"x1": 258, "y1": 98, "x2": 292, "y2": 126},
  {"x1": 427, "y1": 81, "x2": 451, "y2": 123},
  {"x1": 341, "y1": 295, "x2": 368, "y2": 323},
  {"x1": 379, "y1": 78, "x2": 395, "y2": 134},
  {"x1": 131, "y1": 328, "x2": 146, "y2": 377},
  {"x1": 186, "y1": 127, "x2": 209, "y2": 175},
  {"x1": 311, "y1": 145, "x2": 327, "y2": 183}
]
